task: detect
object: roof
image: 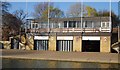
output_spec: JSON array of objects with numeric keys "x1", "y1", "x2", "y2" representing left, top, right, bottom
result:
[{"x1": 32, "y1": 17, "x2": 110, "y2": 23}]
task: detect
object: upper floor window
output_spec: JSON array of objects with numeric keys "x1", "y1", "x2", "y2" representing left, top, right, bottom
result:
[
  {"x1": 84, "y1": 21, "x2": 92, "y2": 28},
  {"x1": 40, "y1": 22, "x2": 48, "y2": 28},
  {"x1": 64, "y1": 21, "x2": 67, "y2": 28},
  {"x1": 76, "y1": 21, "x2": 81, "y2": 28},
  {"x1": 64, "y1": 21, "x2": 81, "y2": 28},
  {"x1": 32, "y1": 23, "x2": 38, "y2": 29},
  {"x1": 68, "y1": 21, "x2": 76, "y2": 28},
  {"x1": 101, "y1": 22, "x2": 109, "y2": 28},
  {"x1": 93, "y1": 21, "x2": 101, "y2": 28},
  {"x1": 32, "y1": 23, "x2": 35, "y2": 28},
  {"x1": 36, "y1": 24, "x2": 38, "y2": 28}
]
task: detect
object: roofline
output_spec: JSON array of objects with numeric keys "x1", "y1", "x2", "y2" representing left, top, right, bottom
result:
[{"x1": 29, "y1": 17, "x2": 110, "y2": 22}]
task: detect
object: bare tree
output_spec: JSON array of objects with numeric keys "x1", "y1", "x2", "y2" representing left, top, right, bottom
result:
[
  {"x1": 33, "y1": 2, "x2": 50, "y2": 18},
  {"x1": 0, "y1": 1, "x2": 11, "y2": 14},
  {"x1": 2, "y1": 13, "x2": 22, "y2": 40},
  {"x1": 50, "y1": 7, "x2": 64, "y2": 18},
  {"x1": 66, "y1": 3, "x2": 82, "y2": 17},
  {"x1": 13, "y1": 9, "x2": 27, "y2": 23},
  {"x1": 66, "y1": 3, "x2": 97, "y2": 17},
  {"x1": 33, "y1": 2, "x2": 64, "y2": 20},
  {"x1": 1, "y1": 2, "x2": 24, "y2": 40}
]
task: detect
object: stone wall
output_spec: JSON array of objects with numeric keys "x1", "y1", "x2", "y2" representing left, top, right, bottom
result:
[
  {"x1": 48, "y1": 35, "x2": 56, "y2": 51},
  {"x1": 0, "y1": 41, "x2": 11, "y2": 49},
  {"x1": 100, "y1": 36, "x2": 111, "y2": 53},
  {"x1": 19, "y1": 34, "x2": 34, "y2": 50},
  {"x1": 0, "y1": 34, "x2": 112, "y2": 53},
  {"x1": 73, "y1": 36, "x2": 82, "y2": 52}
]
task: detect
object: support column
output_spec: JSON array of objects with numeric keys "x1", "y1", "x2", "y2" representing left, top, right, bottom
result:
[
  {"x1": 73, "y1": 36, "x2": 82, "y2": 52},
  {"x1": 49, "y1": 35, "x2": 56, "y2": 51},
  {"x1": 100, "y1": 36, "x2": 111, "y2": 53}
]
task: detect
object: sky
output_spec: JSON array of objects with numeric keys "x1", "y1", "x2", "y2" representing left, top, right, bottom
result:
[{"x1": 9, "y1": 2, "x2": 119, "y2": 18}]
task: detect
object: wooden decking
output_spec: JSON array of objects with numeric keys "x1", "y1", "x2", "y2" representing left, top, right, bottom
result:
[{"x1": 0, "y1": 49, "x2": 119, "y2": 63}]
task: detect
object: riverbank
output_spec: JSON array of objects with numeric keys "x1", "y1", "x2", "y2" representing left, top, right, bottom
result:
[{"x1": 0, "y1": 49, "x2": 119, "y2": 63}]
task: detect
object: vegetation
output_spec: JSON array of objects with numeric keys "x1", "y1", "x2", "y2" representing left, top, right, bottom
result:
[
  {"x1": 1, "y1": 2, "x2": 27, "y2": 41},
  {"x1": 85, "y1": 6, "x2": 98, "y2": 17},
  {"x1": 66, "y1": 3, "x2": 119, "y2": 27},
  {"x1": 1, "y1": 2, "x2": 119, "y2": 41},
  {"x1": 66, "y1": 3, "x2": 98, "y2": 17},
  {"x1": 33, "y1": 2, "x2": 64, "y2": 21},
  {"x1": 66, "y1": 3, "x2": 82, "y2": 17}
]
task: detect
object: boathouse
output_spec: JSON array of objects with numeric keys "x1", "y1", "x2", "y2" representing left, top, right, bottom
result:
[{"x1": 26, "y1": 17, "x2": 112, "y2": 52}]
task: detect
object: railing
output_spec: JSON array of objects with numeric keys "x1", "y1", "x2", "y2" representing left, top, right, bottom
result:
[{"x1": 27, "y1": 28, "x2": 111, "y2": 33}]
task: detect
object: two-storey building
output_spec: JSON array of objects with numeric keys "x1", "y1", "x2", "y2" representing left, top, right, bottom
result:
[{"x1": 26, "y1": 17, "x2": 111, "y2": 52}]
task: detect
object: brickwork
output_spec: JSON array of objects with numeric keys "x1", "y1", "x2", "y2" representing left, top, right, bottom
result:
[
  {"x1": 49, "y1": 36, "x2": 56, "y2": 51},
  {"x1": 73, "y1": 36, "x2": 82, "y2": 52},
  {"x1": 100, "y1": 36, "x2": 111, "y2": 52}
]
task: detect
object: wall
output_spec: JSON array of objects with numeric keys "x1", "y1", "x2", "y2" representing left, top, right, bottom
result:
[
  {"x1": 100, "y1": 36, "x2": 111, "y2": 53},
  {"x1": 73, "y1": 36, "x2": 82, "y2": 52},
  {"x1": 0, "y1": 41, "x2": 11, "y2": 49},
  {"x1": 49, "y1": 35, "x2": 56, "y2": 51}
]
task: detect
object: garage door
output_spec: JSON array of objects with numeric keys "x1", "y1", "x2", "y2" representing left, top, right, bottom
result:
[
  {"x1": 34, "y1": 36, "x2": 49, "y2": 50},
  {"x1": 56, "y1": 40, "x2": 73, "y2": 52},
  {"x1": 82, "y1": 40, "x2": 100, "y2": 52},
  {"x1": 34, "y1": 40, "x2": 48, "y2": 50}
]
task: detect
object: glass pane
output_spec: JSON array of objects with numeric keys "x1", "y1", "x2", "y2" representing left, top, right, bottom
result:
[
  {"x1": 106, "y1": 22, "x2": 109, "y2": 27},
  {"x1": 73, "y1": 21, "x2": 76, "y2": 28},
  {"x1": 64, "y1": 21, "x2": 67, "y2": 28},
  {"x1": 102, "y1": 22, "x2": 106, "y2": 27},
  {"x1": 69, "y1": 21, "x2": 72, "y2": 28},
  {"x1": 77, "y1": 21, "x2": 81, "y2": 28},
  {"x1": 85, "y1": 21, "x2": 92, "y2": 28},
  {"x1": 94, "y1": 21, "x2": 101, "y2": 28}
]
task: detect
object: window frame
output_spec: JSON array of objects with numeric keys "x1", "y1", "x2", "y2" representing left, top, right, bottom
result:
[
  {"x1": 84, "y1": 21, "x2": 93, "y2": 28},
  {"x1": 101, "y1": 22, "x2": 110, "y2": 28}
]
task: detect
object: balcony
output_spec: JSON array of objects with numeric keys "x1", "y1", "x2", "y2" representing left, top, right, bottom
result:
[{"x1": 27, "y1": 27, "x2": 111, "y2": 33}]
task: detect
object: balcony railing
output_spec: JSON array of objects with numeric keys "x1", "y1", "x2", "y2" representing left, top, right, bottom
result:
[{"x1": 27, "y1": 28, "x2": 111, "y2": 33}]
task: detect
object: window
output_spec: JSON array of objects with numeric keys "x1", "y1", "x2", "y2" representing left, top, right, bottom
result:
[
  {"x1": 102, "y1": 22, "x2": 106, "y2": 27},
  {"x1": 69, "y1": 21, "x2": 72, "y2": 27},
  {"x1": 53, "y1": 22, "x2": 59, "y2": 28},
  {"x1": 94, "y1": 21, "x2": 101, "y2": 28},
  {"x1": 64, "y1": 21, "x2": 67, "y2": 28},
  {"x1": 102, "y1": 22, "x2": 109, "y2": 28},
  {"x1": 41, "y1": 22, "x2": 48, "y2": 28},
  {"x1": 64, "y1": 21, "x2": 81, "y2": 28},
  {"x1": 32, "y1": 23, "x2": 38, "y2": 29},
  {"x1": 39, "y1": 23, "x2": 41, "y2": 28},
  {"x1": 32, "y1": 24, "x2": 35, "y2": 28},
  {"x1": 58, "y1": 22, "x2": 64, "y2": 28},
  {"x1": 76, "y1": 21, "x2": 81, "y2": 28},
  {"x1": 73, "y1": 21, "x2": 76, "y2": 27},
  {"x1": 84, "y1": 21, "x2": 92, "y2": 28},
  {"x1": 36, "y1": 24, "x2": 38, "y2": 28},
  {"x1": 68, "y1": 21, "x2": 76, "y2": 28},
  {"x1": 106, "y1": 22, "x2": 110, "y2": 27}
]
